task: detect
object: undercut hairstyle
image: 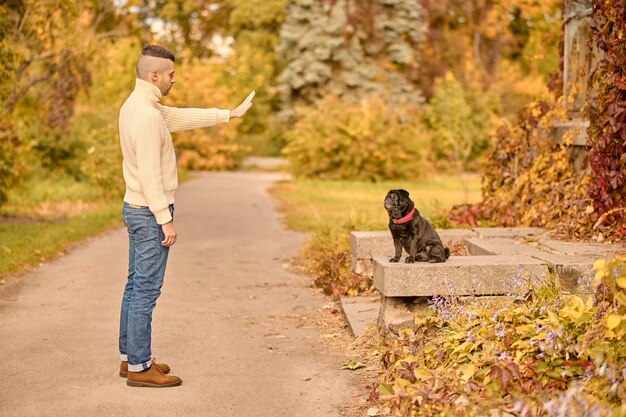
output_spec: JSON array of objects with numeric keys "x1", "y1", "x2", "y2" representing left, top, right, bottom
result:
[{"x1": 140, "y1": 45, "x2": 175, "y2": 62}]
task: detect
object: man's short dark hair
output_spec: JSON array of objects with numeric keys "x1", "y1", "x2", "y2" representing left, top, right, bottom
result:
[{"x1": 140, "y1": 45, "x2": 175, "y2": 63}]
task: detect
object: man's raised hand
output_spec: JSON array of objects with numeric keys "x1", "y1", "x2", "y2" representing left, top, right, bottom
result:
[{"x1": 230, "y1": 91, "x2": 255, "y2": 118}]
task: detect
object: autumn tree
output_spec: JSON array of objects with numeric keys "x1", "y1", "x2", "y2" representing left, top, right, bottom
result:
[
  {"x1": 219, "y1": 0, "x2": 289, "y2": 154},
  {"x1": 418, "y1": 0, "x2": 562, "y2": 100},
  {"x1": 0, "y1": 0, "x2": 121, "y2": 203},
  {"x1": 119, "y1": 0, "x2": 230, "y2": 55},
  {"x1": 276, "y1": 0, "x2": 426, "y2": 119},
  {"x1": 1, "y1": 0, "x2": 119, "y2": 122}
]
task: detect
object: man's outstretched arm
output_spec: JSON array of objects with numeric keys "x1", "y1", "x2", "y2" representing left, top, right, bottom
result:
[{"x1": 156, "y1": 91, "x2": 255, "y2": 132}]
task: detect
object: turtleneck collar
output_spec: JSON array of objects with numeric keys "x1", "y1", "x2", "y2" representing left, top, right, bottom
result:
[{"x1": 132, "y1": 78, "x2": 162, "y2": 105}]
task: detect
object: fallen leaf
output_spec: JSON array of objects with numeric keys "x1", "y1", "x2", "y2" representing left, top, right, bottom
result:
[
  {"x1": 366, "y1": 407, "x2": 380, "y2": 416},
  {"x1": 378, "y1": 383, "x2": 393, "y2": 396},
  {"x1": 341, "y1": 359, "x2": 365, "y2": 370}
]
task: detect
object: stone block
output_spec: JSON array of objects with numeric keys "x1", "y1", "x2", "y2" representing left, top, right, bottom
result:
[
  {"x1": 437, "y1": 229, "x2": 480, "y2": 246},
  {"x1": 463, "y1": 237, "x2": 548, "y2": 257},
  {"x1": 472, "y1": 227, "x2": 545, "y2": 238},
  {"x1": 552, "y1": 120, "x2": 589, "y2": 146},
  {"x1": 460, "y1": 238, "x2": 602, "y2": 291},
  {"x1": 350, "y1": 232, "x2": 392, "y2": 262},
  {"x1": 339, "y1": 296, "x2": 379, "y2": 338},
  {"x1": 377, "y1": 296, "x2": 430, "y2": 336},
  {"x1": 352, "y1": 259, "x2": 373, "y2": 277},
  {"x1": 463, "y1": 238, "x2": 497, "y2": 255},
  {"x1": 537, "y1": 238, "x2": 624, "y2": 257},
  {"x1": 373, "y1": 256, "x2": 549, "y2": 297}
]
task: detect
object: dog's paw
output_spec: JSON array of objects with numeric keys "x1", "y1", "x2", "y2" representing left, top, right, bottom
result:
[
  {"x1": 429, "y1": 258, "x2": 444, "y2": 263},
  {"x1": 404, "y1": 257, "x2": 415, "y2": 263},
  {"x1": 389, "y1": 257, "x2": 400, "y2": 263}
]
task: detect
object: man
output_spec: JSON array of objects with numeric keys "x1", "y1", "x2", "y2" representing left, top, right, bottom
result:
[{"x1": 118, "y1": 45, "x2": 254, "y2": 387}]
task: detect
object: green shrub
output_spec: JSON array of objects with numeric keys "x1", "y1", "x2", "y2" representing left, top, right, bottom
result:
[
  {"x1": 174, "y1": 119, "x2": 251, "y2": 171},
  {"x1": 302, "y1": 224, "x2": 371, "y2": 299},
  {"x1": 32, "y1": 129, "x2": 87, "y2": 179},
  {"x1": 422, "y1": 72, "x2": 499, "y2": 171},
  {"x1": 0, "y1": 122, "x2": 25, "y2": 204},
  {"x1": 73, "y1": 113, "x2": 125, "y2": 199},
  {"x1": 282, "y1": 95, "x2": 430, "y2": 181}
]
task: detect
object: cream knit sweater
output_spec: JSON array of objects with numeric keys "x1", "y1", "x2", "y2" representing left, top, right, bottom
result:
[{"x1": 119, "y1": 78, "x2": 230, "y2": 224}]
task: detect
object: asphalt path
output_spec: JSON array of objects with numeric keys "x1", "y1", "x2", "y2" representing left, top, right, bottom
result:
[{"x1": 0, "y1": 172, "x2": 354, "y2": 417}]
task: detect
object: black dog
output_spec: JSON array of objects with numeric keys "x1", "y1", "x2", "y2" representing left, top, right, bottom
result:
[{"x1": 384, "y1": 189, "x2": 450, "y2": 263}]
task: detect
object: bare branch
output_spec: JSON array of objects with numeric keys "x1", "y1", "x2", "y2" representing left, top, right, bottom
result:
[
  {"x1": 29, "y1": 51, "x2": 57, "y2": 63},
  {"x1": 96, "y1": 29, "x2": 126, "y2": 40},
  {"x1": 5, "y1": 74, "x2": 52, "y2": 114}
]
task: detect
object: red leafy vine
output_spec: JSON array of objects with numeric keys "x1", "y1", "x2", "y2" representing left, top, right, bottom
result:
[{"x1": 586, "y1": 0, "x2": 626, "y2": 238}]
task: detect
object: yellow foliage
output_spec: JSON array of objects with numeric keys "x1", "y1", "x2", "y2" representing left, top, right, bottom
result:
[
  {"x1": 377, "y1": 255, "x2": 626, "y2": 416},
  {"x1": 559, "y1": 296, "x2": 586, "y2": 321},
  {"x1": 167, "y1": 59, "x2": 250, "y2": 170},
  {"x1": 607, "y1": 314, "x2": 621, "y2": 330},
  {"x1": 283, "y1": 95, "x2": 430, "y2": 181}
]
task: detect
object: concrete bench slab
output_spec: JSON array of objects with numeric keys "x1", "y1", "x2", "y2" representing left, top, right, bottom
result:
[
  {"x1": 462, "y1": 237, "x2": 539, "y2": 256},
  {"x1": 351, "y1": 228, "x2": 547, "y2": 262},
  {"x1": 535, "y1": 238, "x2": 625, "y2": 257},
  {"x1": 373, "y1": 256, "x2": 549, "y2": 297},
  {"x1": 472, "y1": 227, "x2": 545, "y2": 238},
  {"x1": 462, "y1": 237, "x2": 600, "y2": 263}
]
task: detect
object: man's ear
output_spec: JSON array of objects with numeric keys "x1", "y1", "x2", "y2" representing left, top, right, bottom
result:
[{"x1": 150, "y1": 69, "x2": 159, "y2": 82}]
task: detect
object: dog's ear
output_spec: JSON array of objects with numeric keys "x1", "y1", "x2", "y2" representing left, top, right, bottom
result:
[{"x1": 398, "y1": 189, "x2": 410, "y2": 200}]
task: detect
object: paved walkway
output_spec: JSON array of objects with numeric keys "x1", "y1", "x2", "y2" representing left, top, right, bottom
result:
[{"x1": 0, "y1": 172, "x2": 354, "y2": 417}]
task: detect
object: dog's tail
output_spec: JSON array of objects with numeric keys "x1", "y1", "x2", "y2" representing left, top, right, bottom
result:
[{"x1": 444, "y1": 247, "x2": 450, "y2": 259}]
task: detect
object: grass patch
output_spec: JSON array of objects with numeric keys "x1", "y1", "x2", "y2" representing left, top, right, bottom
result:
[
  {"x1": 0, "y1": 201, "x2": 121, "y2": 276},
  {"x1": 1, "y1": 170, "x2": 112, "y2": 218},
  {"x1": 270, "y1": 174, "x2": 482, "y2": 297},
  {"x1": 0, "y1": 171, "x2": 123, "y2": 277},
  {"x1": 271, "y1": 174, "x2": 482, "y2": 233}
]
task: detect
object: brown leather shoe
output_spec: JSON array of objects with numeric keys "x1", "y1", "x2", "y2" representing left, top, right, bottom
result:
[
  {"x1": 119, "y1": 360, "x2": 171, "y2": 377},
  {"x1": 127, "y1": 361, "x2": 182, "y2": 388}
]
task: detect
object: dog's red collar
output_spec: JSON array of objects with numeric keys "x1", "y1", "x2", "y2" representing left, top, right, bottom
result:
[{"x1": 392, "y1": 208, "x2": 415, "y2": 224}]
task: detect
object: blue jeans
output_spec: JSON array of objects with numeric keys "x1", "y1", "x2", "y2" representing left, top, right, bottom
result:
[{"x1": 119, "y1": 202, "x2": 173, "y2": 372}]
